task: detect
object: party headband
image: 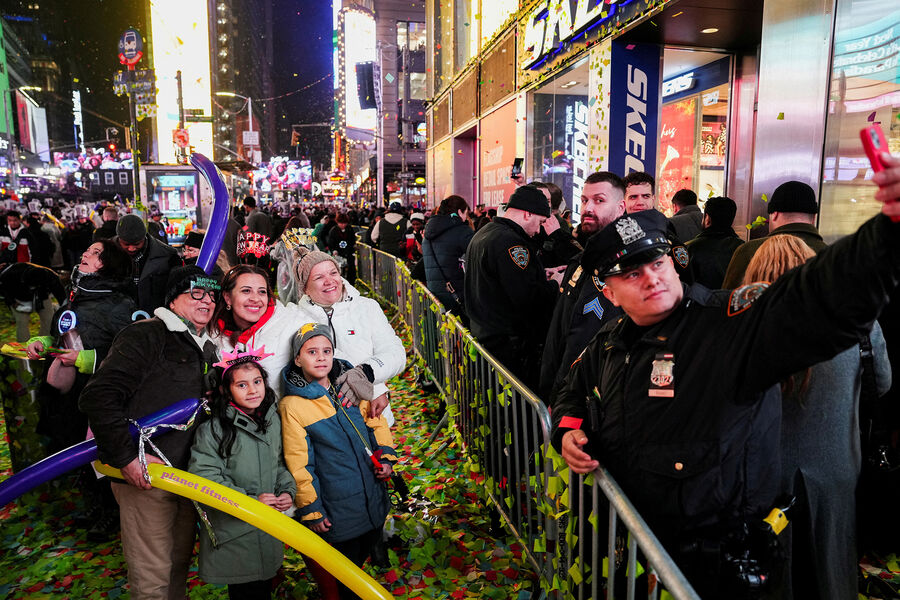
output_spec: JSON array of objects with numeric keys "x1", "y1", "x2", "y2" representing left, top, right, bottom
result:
[{"x1": 213, "y1": 345, "x2": 274, "y2": 372}]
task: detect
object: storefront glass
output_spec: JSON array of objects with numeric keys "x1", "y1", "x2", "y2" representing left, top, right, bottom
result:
[
  {"x1": 432, "y1": 0, "x2": 454, "y2": 93},
  {"x1": 526, "y1": 58, "x2": 590, "y2": 213},
  {"x1": 454, "y1": 0, "x2": 477, "y2": 72},
  {"x1": 657, "y1": 52, "x2": 731, "y2": 215},
  {"x1": 820, "y1": 1, "x2": 900, "y2": 243}
]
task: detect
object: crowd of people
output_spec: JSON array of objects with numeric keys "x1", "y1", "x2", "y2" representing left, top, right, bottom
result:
[{"x1": 1, "y1": 150, "x2": 899, "y2": 599}]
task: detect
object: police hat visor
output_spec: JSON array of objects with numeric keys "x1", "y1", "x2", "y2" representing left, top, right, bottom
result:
[{"x1": 602, "y1": 239, "x2": 671, "y2": 277}]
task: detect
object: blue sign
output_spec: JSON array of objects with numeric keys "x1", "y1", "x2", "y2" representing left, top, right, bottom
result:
[
  {"x1": 609, "y1": 41, "x2": 661, "y2": 177},
  {"x1": 662, "y1": 57, "x2": 731, "y2": 104},
  {"x1": 118, "y1": 28, "x2": 143, "y2": 63}
]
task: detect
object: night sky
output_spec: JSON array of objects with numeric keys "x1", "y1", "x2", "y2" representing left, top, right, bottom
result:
[{"x1": 4, "y1": 0, "x2": 333, "y2": 167}]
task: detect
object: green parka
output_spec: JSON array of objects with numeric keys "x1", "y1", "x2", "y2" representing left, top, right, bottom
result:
[{"x1": 189, "y1": 401, "x2": 296, "y2": 584}]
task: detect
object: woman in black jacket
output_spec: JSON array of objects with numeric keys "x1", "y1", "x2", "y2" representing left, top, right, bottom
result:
[{"x1": 422, "y1": 195, "x2": 473, "y2": 318}]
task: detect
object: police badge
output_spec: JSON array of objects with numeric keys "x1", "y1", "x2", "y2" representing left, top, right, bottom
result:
[
  {"x1": 673, "y1": 246, "x2": 689, "y2": 268},
  {"x1": 649, "y1": 352, "x2": 675, "y2": 397},
  {"x1": 508, "y1": 245, "x2": 530, "y2": 269},
  {"x1": 615, "y1": 217, "x2": 646, "y2": 245}
]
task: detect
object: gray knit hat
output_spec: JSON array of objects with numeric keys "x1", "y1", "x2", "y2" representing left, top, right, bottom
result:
[
  {"x1": 290, "y1": 322, "x2": 334, "y2": 358},
  {"x1": 294, "y1": 246, "x2": 341, "y2": 293}
]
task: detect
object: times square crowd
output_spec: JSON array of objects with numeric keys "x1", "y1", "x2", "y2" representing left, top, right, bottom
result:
[{"x1": 1, "y1": 153, "x2": 900, "y2": 600}]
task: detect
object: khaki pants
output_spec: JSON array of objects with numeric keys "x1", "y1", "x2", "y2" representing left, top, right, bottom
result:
[
  {"x1": 112, "y1": 483, "x2": 196, "y2": 600},
  {"x1": 13, "y1": 301, "x2": 54, "y2": 342}
]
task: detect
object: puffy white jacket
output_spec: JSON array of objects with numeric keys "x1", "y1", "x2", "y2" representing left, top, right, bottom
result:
[{"x1": 211, "y1": 300, "x2": 308, "y2": 394}]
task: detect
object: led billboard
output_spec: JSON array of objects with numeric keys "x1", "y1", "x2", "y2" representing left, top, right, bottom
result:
[
  {"x1": 150, "y1": 0, "x2": 214, "y2": 163},
  {"x1": 342, "y1": 10, "x2": 376, "y2": 134}
]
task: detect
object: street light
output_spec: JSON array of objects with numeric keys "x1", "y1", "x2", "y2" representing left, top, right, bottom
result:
[{"x1": 215, "y1": 91, "x2": 253, "y2": 132}]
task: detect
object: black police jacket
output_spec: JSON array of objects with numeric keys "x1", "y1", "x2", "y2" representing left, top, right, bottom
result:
[
  {"x1": 552, "y1": 214, "x2": 900, "y2": 546},
  {"x1": 464, "y1": 216, "x2": 557, "y2": 347}
]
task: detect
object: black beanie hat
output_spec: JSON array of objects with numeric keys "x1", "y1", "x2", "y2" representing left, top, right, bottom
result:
[
  {"x1": 165, "y1": 265, "x2": 219, "y2": 306},
  {"x1": 766, "y1": 181, "x2": 818, "y2": 215},
  {"x1": 506, "y1": 185, "x2": 551, "y2": 217},
  {"x1": 116, "y1": 214, "x2": 147, "y2": 244}
]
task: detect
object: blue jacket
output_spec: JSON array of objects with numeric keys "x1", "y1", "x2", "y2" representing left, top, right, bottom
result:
[{"x1": 278, "y1": 359, "x2": 396, "y2": 543}]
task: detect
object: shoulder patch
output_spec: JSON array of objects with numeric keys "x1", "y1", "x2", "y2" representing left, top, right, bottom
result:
[
  {"x1": 591, "y1": 275, "x2": 605, "y2": 292},
  {"x1": 508, "y1": 245, "x2": 530, "y2": 269},
  {"x1": 673, "y1": 246, "x2": 689, "y2": 269},
  {"x1": 727, "y1": 282, "x2": 770, "y2": 317}
]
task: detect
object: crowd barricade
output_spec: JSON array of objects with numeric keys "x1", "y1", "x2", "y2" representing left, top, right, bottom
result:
[{"x1": 354, "y1": 242, "x2": 700, "y2": 600}]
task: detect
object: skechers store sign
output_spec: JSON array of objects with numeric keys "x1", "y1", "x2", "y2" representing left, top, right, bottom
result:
[
  {"x1": 609, "y1": 41, "x2": 661, "y2": 176},
  {"x1": 521, "y1": 0, "x2": 639, "y2": 69}
]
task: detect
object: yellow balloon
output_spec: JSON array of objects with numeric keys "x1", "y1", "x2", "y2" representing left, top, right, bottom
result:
[{"x1": 94, "y1": 461, "x2": 392, "y2": 600}]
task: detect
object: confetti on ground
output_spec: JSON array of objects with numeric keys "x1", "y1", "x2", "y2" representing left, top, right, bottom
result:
[{"x1": 0, "y1": 299, "x2": 538, "y2": 598}]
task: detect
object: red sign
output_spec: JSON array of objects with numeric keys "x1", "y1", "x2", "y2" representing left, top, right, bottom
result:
[
  {"x1": 479, "y1": 100, "x2": 518, "y2": 208},
  {"x1": 657, "y1": 98, "x2": 697, "y2": 216},
  {"x1": 173, "y1": 129, "x2": 190, "y2": 148}
]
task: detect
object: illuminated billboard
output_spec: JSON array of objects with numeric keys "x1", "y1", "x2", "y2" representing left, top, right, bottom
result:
[
  {"x1": 150, "y1": 0, "x2": 214, "y2": 163},
  {"x1": 342, "y1": 9, "x2": 376, "y2": 134}
]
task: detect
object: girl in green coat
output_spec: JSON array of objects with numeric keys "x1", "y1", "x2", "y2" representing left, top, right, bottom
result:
[{"x1": 189, "y1": 350, "x2": 296, "y2": 599}]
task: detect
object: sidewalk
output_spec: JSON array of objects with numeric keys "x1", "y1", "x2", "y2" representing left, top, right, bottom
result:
[{"x1": 0, "y1": 305, "x2": 538, "y2": 599}]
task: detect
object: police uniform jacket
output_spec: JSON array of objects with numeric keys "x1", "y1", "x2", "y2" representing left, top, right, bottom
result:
[
  {"x1": 552, "y1": 214, "x2": 900, "y2": 547},
  {"x1": 464, "y1": 216, "x2": 557, "y2": 347}
]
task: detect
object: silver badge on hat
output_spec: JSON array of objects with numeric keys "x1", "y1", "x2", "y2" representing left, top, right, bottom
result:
[{"x1": 616, "y1": 217, "x2": 645, "y2": 245}]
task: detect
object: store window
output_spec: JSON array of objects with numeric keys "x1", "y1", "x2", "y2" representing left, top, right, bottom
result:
[
  {"x1": 527, "y1": 58, "x2": 590, "y2": 212},
  {"x1": 656, "y1": 51, "x2": 732, "y2": 216},
  {"x1": 432, "y1": 0, "x2": 454, "y2": 92},
  {"x1": 820, "y1": 1, "x2": 900, "y2": 243},
  {"x1": 454, "y1": 0, "x2": 477, "y2": 72}
]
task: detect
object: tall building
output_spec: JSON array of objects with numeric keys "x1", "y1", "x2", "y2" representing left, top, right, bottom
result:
[
  {"x1": 425, "y1": 0, "x2": 899, "y2": 242},
  {"x1": 333, "y1": 0, "x2": 426, "y2": 206}
]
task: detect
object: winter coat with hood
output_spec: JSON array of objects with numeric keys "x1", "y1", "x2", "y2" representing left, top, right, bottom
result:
[
  {"x1": 294, "y1": 280, "x2": 406, "y2": 408},
  {"x1": 422, "y1": 213, "x2": 473, "y2": 310},
  {"x1": 189, "y1": 401, "x2": 296, "y2": 584},
  {"x1": 279, "y1": 358, "x2": 395, "y2": 543}
]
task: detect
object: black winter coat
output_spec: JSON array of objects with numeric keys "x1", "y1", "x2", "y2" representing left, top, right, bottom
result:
[
  {"x1": 552, "y1": 215, "x2": 900, "y2": 557},
  {"x1": 130, "y1": 234, "x2": 182, "y2": 313},
  {"x1": 422, "y1": 214, "x2": 473, "y2": 310},
  {"x1": 685, "y1": 228, "x2": 744, "y2": 290},
  {"x1": 79, "y1": 310, "x2": 218, "y2": 470},
  {"x1": 53, "y1": 272, "x2": 137, "y2": 364}
]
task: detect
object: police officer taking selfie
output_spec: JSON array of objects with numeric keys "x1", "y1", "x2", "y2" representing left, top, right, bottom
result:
[{"x1": 551, "y1": 152, "x2": 900, "y2": 598}]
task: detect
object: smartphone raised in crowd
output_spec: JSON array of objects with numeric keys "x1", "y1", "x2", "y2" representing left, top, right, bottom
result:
[
  {"x1": 861, "y1": 123, "x2": 889, "y2": 173},
  {"x1": 511, "y1": 157, "x2": 524, "y2": 178}
]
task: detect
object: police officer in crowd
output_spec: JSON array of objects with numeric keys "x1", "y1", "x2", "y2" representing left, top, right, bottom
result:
[
  {"x1": 539, "y1": 172, "x2": 626, "y2": 403},
  {"x1": 464, "y1": 185, "x2": 562, "y2": 389},
  {"x1": 551, "y1": 163, "x2": 900, "y2": 596}
]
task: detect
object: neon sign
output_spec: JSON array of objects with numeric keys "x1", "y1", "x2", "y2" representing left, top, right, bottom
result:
[{"x1": 521, "y1": 0, "x2": 635, "y2": 69}]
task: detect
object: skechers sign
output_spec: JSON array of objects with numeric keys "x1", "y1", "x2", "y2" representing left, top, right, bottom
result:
[
  {"x1": 609, "y1": 41, "x2": 661, "y2": 176},
  {"x1": 522, "y1": 0, "x2": 637, "y2": 69}
]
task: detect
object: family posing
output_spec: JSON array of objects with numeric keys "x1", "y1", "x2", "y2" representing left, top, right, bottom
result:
[{"x1": 78, "y1": 246, "x2": 406, "y2": 600}]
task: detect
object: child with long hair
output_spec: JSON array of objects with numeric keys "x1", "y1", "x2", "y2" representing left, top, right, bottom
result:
[
  {"x1": 279, "y1": 322, "x2": 396, "y2": 600},
  {"x1": 189, "y1": 348, "x2": 296, "y2": 599}
]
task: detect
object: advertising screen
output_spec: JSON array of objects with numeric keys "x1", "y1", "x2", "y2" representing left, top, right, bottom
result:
[
  {"x1": 252, "y1": 158, "x2": 312, "y2": 192},
  {"x1": 657, "y1": 97, "x2": 698, "y2": 216},
  {"x1": 342, "y1": 10, "x2": 376, "y2": 133},
  {"x1": 53, "y1": 149, "x2": 134, "y2": 173},
  {"x1": 480, "y1": 100, "x2": 518, "y2": 207},
  {"x1": 146, "y1": 172, "x2": 199, "y2": 244}
]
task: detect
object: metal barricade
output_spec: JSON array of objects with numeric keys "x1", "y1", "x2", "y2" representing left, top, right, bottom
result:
[{"x1": 356, "y1": 242, "x2": 700, "y2": 600}]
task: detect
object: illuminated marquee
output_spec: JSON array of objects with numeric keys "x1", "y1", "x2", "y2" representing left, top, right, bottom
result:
[
  {"x1": 521, "y1": 0, "x2": 635, "y2": 69},
  {"x1": 150, "y1": 0, "x2": 214, "y2": 163},
  {"x1": 340, "y1": 9, "x2": 376, "y2": 136},
  {"x1": 571, "y1": 100, "x2": 589, "y2": 224}
]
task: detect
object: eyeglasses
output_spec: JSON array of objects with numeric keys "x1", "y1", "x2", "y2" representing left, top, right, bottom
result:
[{"x1": 188, "y1": 288, "x2": 218, "y2": 301}]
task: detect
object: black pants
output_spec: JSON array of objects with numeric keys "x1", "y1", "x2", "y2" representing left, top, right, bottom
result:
[
  {"x1": 331, "y1": 528, "x2": 381, "y2": 600},
  {"x1": 227, "y1": 578, "x2": 272, "y2": 599}
]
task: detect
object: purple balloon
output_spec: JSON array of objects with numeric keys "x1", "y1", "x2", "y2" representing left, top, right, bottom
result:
[
  {"x1": 0, "y1": 398, "x2": 200, "y2": 507},
  {"x1": 191, "y1": 153, "x2": 230, "y2": 274}
]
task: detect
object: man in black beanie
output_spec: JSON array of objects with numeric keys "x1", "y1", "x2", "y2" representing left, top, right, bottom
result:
[
  {"x1": 721, "y1": 181, "x2": 825, "y2": 288},
  {"x1": 115, "y1": 214, "x2": 182, "y2": 312},
  {"x1": 464, "y1": 185, "x2": 562, "y2": 388},
  {"x1": 686, "y1": 196, "x2": 744, "y2": 289}
]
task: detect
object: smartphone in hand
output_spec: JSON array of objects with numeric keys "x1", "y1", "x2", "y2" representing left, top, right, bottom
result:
[
  {"x1": 511, "y1": 157, "x2": 524, "y2": 179},
  {"x1": 861, "y1": 123, "x2": 889, "y2": 173}
]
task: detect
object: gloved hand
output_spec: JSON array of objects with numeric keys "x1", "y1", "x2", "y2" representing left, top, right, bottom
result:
[{"x1": 335, "y1": 365, "x2": 375, "y2": 407}]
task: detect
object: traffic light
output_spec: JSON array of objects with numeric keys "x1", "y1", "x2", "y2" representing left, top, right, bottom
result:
[
  {"x1": 291, "y1": 130, "x2": 300, "y2": 146},
  {"x1": 108, "y1": 141, "x2": 118, "y2": 153}
]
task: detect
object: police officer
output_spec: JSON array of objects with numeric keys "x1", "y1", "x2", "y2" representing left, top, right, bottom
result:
[
  {"x1": 464, "y1": 185, "x2": 561, "y2": 388},
  {"x1": 539, "y1": 172, "x2": 626, "y2": 403},
  {"x1": 552, "y1": 203, "x2": 900, "y2": 597}
]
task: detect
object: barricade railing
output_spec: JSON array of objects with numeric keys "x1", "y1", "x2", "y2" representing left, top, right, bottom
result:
[{"x1": 354, "y1": 242, "x2": 699, "y2": 600}]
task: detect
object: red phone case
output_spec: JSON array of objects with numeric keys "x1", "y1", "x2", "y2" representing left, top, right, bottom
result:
[{"x1": 861, "y1": 124, "x2": 889, "y2": 173}]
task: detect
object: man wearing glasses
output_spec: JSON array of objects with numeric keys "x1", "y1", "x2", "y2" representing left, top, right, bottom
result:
[{"x1": 80, "y1": 265, "x2": 220, "y2": 599}]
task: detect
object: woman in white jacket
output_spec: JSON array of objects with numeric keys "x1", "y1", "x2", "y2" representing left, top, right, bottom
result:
[{"x1": 292, "y1": 248, "x2": 406, "y2": 423}]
